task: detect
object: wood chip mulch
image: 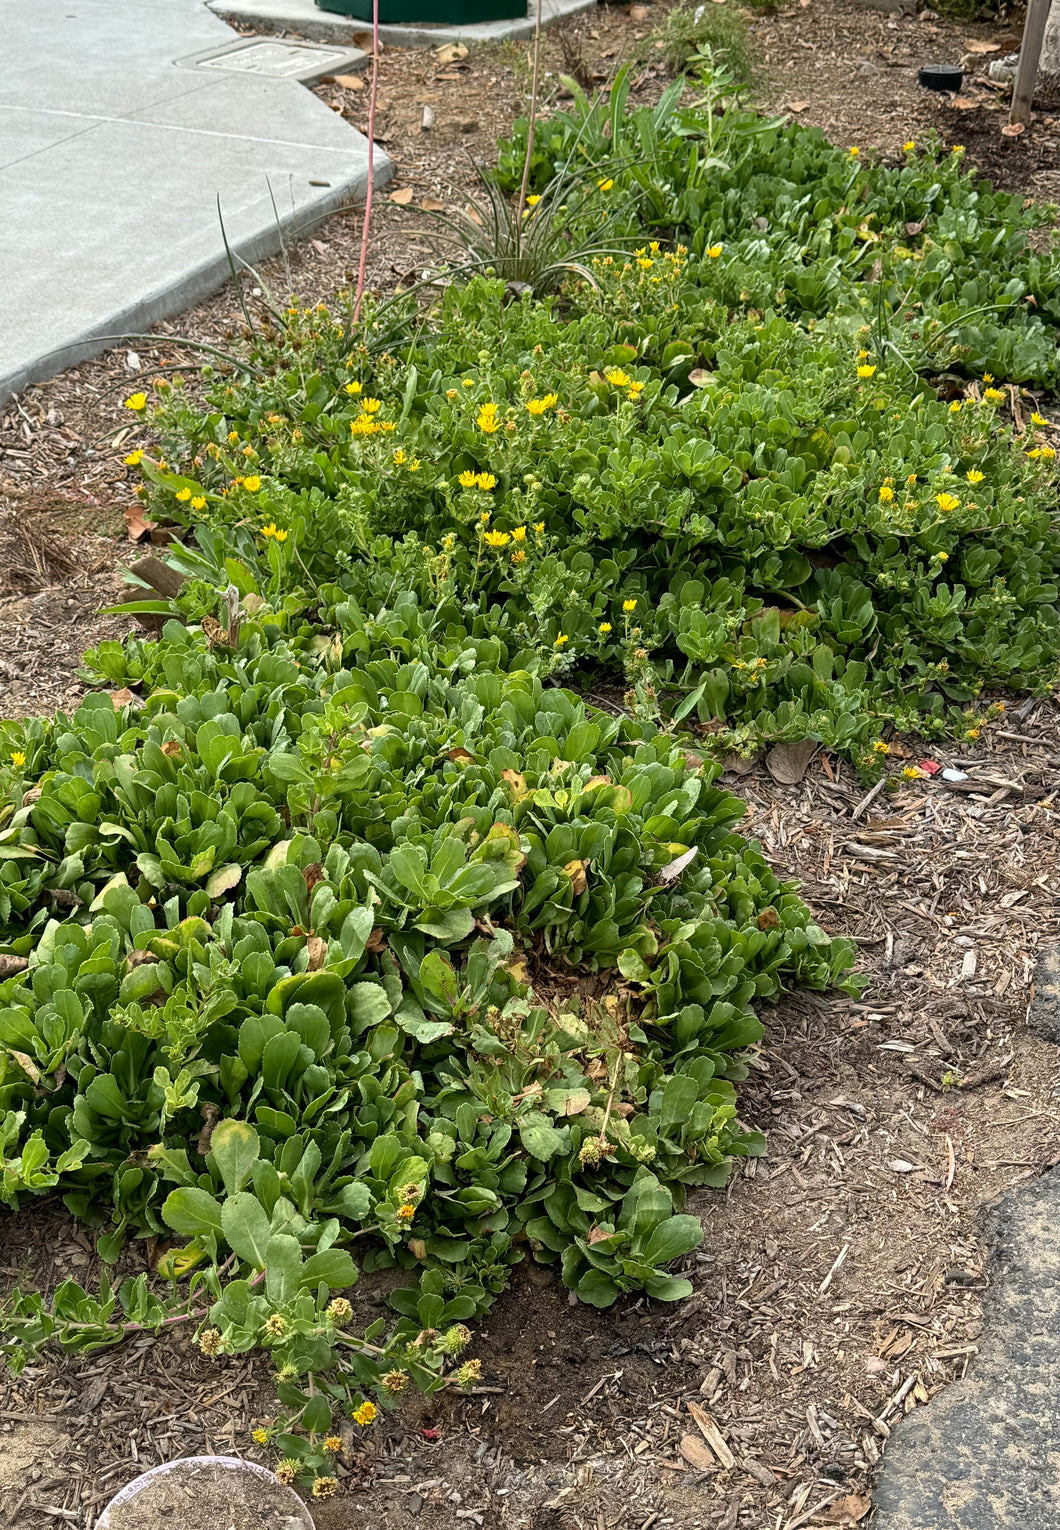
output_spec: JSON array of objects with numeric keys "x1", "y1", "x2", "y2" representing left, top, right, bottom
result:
[{"x1": 1, "y1": 5, "x2": 1058, "y2": 1526}]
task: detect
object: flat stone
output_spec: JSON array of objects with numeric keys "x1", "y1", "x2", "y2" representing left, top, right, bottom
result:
[
  {"x1": 872, "y1": 1166, "x2": 1060, "y2": 1529},
  {"x1": 176, "y1": 36, "x2": 368, "y2": 83},
  {"x1": 0, "y1": 0, "x2": 390, "y2": 405},
  {"x1": 209, "y1": 0, "x2": 596, "y2": 49},
  {"x1": 1027, "y1": 945, "x2": 1059, "y2": 1044}
]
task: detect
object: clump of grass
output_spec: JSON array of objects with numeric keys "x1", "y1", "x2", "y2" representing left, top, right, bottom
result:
[{"x1": 656, "y1": 0, "x2": 752, "y2": 81}]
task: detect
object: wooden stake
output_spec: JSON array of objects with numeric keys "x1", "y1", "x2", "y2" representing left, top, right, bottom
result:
[{"x1": 1009, "y1": 0, "x2": 1052, "y2": 126}]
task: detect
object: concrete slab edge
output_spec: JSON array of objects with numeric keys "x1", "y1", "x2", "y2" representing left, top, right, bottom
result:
[
  {"x1": 0, "y1": 164, "x2": 390, "y2": 407},
  {"x1": 209, "y1": 0, "x2": 596, "y2": 49}
]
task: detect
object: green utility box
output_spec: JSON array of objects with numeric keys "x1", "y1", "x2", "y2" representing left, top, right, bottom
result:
[{"x1": 316, "y1": 0, "x2": 525, "y2": 20}]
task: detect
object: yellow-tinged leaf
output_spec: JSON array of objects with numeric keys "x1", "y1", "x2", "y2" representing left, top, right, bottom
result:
[
  {"x1": 501, "y1": 768, "x2": 527, "y2": 798},
  {"x1": 156, "y1": 1242, "x2": 207, "y2": 1279},
  {"x1": 564, "y1": 859, "x2": 588, "y2": 896}
]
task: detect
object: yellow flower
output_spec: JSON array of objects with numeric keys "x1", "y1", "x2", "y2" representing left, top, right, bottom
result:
[
  {"x1": 627, "y1": 380, "x2": 645, "y2": 400},
  {"x1": 242, "y1": 475, "x2": 261, "y2": 492},
  {"x1": 124, "y1": 393, "x2": 147, "y2": 411},
  {"x1": 637, "y1": 257, "x2": 653, "y2": 270},
  {"x1": 393, "y1": 449, "x2": 407, "y2": 466},
  {"x1": 533, "y1": 521, "x2": 545, "y2": 533},
  {"x1": 878, "y1": 486, "x2": 894, "y2": 503},
  {"x1": 903, "y1": 140, "x2": 915, "y2": 152},
  {"x1": 526, "y1": 393, "x2": 558, "y2": 416},
  {"x1": 857, "y1": 364, "x2": 876, "y2": 379},
  {"x1": 446, "y1": 388, "x2": 459, "y2": 399},
  {"x1": 251, "y1": 1429, "x2": 268, "y2": 1444},
  {"x1": 706, "y1": 245, "x2": 723, "y2": 258},
  {"x1": 479, "y1": 510, "x2": 491, "y2": 523},
  {"x1": 191, "y1": 495, "x2": 206, "y2": 510},
  {"x1": 605, "y1": 369, "x2": 630, "y2": 388},
  {"x1": 936, "y1": 493, "x2": 959, "y2": 513},
  {"x1": 380, "y1": 420, "x2": 396, "y2": 433},
  {"x1": 597, "y1": 178, "x2": 614, "y2": 191},
  {"x1": 967, "y1": 726, "x2": 981, "y2": 739},
  {"x1": 934, "y1": 551, "x2": 949, "y2": 562},
  {"x1": 858, "y1": 350, "x2": 869, "y2": 360},
  {"x1": 462, "y1": 378, "x2": 474, "y2": 388},
  {"x1": 477, "y1": 402, "x2": 500, "y2": 433},
  {"x1": 352, "y1": 1401, "x2": 377, "y2": 1427},
  {"x1": 396, "y1": 1202, "x2": 417, "y2": 1221},
  {"x1": 261, "y1": 523, "x2": 288, "y2": 542},
  {"x1": 123, "y1": 449, "x2": 144, "y2": 466},
  {"x1": 360, "y1": 398, "x2": 382, "y2": 415},
  {"x1": 458, "y1": 470, "x2": 478, "y2": 488},
  {"x1": 965, "y1": 469, "x2": 984, "y2": 484},
  {"x1": 475, "y1": 472, "x2": 497, "y2": 490},
  {"x1": 623, "y1": 598, "x2": 637, "y2": 613},
  {"x1": 227, "y1": 430, "x2": 240, "y2": 444},
  {"x1": 483, "y1": 530, "x2": 510, "y2": 548},
  {"x1": 323, "y1": 1437, "x2": 343, "y2": 1455},
  {"x1": 906, "y1": 472, "x2": 917, "y2": 484},
  {"x1": 511, "y1": 548, "x2": 526, "y2": 564},
  {"x1": 409, "y1": 459, "x2": 420, "y2": 471},
  {"x1": 872, "y1": 740, "x2": 889, "y2": 754},
  {"x1": 1030, "y1": 412, "x2": 1047, "y2": 426},
  {"x1": 849, "y1": 146, "x2": 859, "y2": 156},
  {"x1": 902, "y1": 766, "x2": 922, "y2": 780},
  {"x1": 599, "y1": 622, "x2": 612, "y2": 635},
  {"x1": 312, "y1": 1477, "x2": 338, "y2": 1499},
  {"x1": 175, "y1": 487, "x2": 191, "y2": 502},
  {"x1": 949, "y1": 401, "x2": 962, "y2": 414},
  {"x1": 554, "y1": 633, "x2": 568, "y2": 647},
  {"x1": 345, "y1": 381, "x2": 363, "y2": 395},
  {"x1": 1033, "y1": 445, "x2": 1055, "y2": 460},
  {"x1": 983, "y1": 388, "x2": 1005, "y2": 402},
  {"x1": 350, "y1": 416, "x2": 380, "y2": 436},
  {"x1": 526, "y1": 194, "x2": 541, "y2": 207},
  {"x1": 10, "y1": 751, "x2": 26, "y2": 768},
  {"x1": 982, "y1": 374, "x2": 994, "y2": 384},
  {"x1": 511, "y1": 525, "x2": 526, "y2": 541}
]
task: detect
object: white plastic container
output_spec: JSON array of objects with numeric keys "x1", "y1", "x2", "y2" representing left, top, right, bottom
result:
[{"x1": 96, "y1": 1454, "x2": 315, "y2": 1530}]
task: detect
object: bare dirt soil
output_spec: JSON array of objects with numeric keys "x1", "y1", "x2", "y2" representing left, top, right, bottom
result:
[{"x1": 0, "y1": 4, "x2": 1057, "y2": 1527}]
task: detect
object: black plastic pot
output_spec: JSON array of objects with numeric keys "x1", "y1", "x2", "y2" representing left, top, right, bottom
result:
[
  {"x1": 317, "y1": 0, "x2": 525, "y2": 20},
  {"x1": 917, "y1": 64, "x2": 963, "y2": 92}
]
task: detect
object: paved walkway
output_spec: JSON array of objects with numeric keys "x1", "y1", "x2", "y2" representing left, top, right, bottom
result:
[{"x1": 0, "y1": 0, "x2": 389, "y2": 403}]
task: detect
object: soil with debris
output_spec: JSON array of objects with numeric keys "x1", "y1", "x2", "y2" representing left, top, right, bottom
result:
[{"x1": 1, "y1": 4, "x2": 1058, "y2": 1528}]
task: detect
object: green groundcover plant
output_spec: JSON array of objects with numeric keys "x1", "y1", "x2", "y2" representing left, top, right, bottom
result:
[
  {"x1": 0, "y1": 603, "x2": 856, "y2": 1489},
  {"x1": 0, "y1": 63, "x2": 1056, "y2": 1498}
]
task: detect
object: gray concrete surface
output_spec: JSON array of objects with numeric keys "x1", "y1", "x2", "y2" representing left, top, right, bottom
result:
[
  {"x1": 209, "y1": 0, "x2": 596, "y2": 49},
  {"x1": 872, "y1": 1165, "x2": 1060, "y2": 1529},
  {"x1": 0, "y1": 0, "x2": 390, "y2": 404}
]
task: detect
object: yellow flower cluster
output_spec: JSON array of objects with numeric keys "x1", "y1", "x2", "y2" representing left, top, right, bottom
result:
[
  {"x1": 477, "y1": 402, "x2": 500, "y2": 434},
  {"x1": 458, "y1": 470, "x2": 497, "y2": 490},
  {"x1": 261, "y1": 523, "x2": 288, "y2": 542},
  {"x1": 351, "y1": 1401, "x2": 377, "y2": 1427},
  {"x1": 526, "y1": 393, "x2": 558, "y2": 416}
]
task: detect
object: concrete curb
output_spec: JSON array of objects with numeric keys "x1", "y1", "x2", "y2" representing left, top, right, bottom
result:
[
  {"x1": 0, "y1": 179, "x2": 378, "y2": 406},
  {"x1": 209, "y1": 0, "x2": 596, "y2": 49},
  {"x1": 0, "y1": 0, "x2": 390, "y2": 406}
]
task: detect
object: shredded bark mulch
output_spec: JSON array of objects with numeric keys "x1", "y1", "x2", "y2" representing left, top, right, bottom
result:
[{"x1": 0, "y1": 5, "x2": 1057, "y2": 1526}]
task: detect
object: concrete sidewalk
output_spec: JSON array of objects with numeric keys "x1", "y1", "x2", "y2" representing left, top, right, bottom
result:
[{"x1": 0, "y1": 0, "x2": 390, "y2": 404}]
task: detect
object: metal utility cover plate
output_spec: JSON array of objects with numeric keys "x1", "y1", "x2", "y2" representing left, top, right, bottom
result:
[{"x1": 176, "y1": 37, "x2": 367, "y2": 83}]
